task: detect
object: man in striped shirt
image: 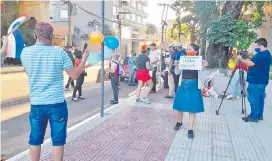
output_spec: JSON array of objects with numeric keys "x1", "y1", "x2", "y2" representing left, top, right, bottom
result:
[{"x1": 21, "y1": 22, "x2": 89, "y2": 161}]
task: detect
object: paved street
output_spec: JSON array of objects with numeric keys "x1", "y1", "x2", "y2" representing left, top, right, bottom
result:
[
  {"x1": 7, "y1": 73, "x2": 272, "y2": 161},
  {"x1": 1, "y1": 62, "x2": 109, "y2": 106}
]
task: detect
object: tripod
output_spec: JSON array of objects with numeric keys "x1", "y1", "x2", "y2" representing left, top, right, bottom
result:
[{"x1": 216, "y1": 62, "x2": 247, "y2": 119}]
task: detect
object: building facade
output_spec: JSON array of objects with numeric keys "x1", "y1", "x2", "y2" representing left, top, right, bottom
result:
[
  {"x1": 113, "y1": 0, "x2": 148, "y2": 56},
  {"x1": 49, "y1": 1, "x2": 113, "y2": 50}
]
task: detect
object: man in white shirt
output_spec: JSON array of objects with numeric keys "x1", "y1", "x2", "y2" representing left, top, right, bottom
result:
[{"x1": 149, "y1": 43, "x2": 159, "y2": 93}]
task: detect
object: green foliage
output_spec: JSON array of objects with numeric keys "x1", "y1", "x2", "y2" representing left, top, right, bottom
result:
[
  {"x1": 146, "y1": 23, "x2": 157, "y2": 34},
  {"x1": 207, "y1": 14, "x2": 236, "y2": 47},
  {"x1": 207, "y1": 14, "x2": 257, "y2": 49},
  {"x1": 166, "y1": 25, "x2": 189, "y2": 44},
  {"x1": 242, "y1": 1, "x2": 265, "y2": 29},
  {"x1": 235, "y1": 20, "x2": 257, "y2": 49}
]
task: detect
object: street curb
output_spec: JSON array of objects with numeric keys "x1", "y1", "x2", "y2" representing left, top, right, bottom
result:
[
  {"x1": 1, "y1": 81, "x2": 104, "y2": 108},
  {"x1": 1, "y1": 62, "x2": 109, "y2": 75}
]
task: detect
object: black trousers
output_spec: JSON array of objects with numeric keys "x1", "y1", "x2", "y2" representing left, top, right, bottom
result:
[
  {"x1": 173, "y1": 73, "x2": 180, "y2": 93},
  {"x1": 65, "y1": 77, "x2": 74, "y2": 88},
  {"x1": 152, "y1": 67, "x2": 157, "y2": 92},
  {"x1": 72, "y1": 74, "x2": 85, "y2": 98}
]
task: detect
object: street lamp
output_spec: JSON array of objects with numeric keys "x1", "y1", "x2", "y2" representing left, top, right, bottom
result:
[{"x1": 158, "y1": 3, "x2": 171, "y2": 43}]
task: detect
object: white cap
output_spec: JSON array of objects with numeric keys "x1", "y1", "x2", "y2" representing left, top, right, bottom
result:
[{"x1": 175, "y1": 42, "x2": 182, "y2": 47}]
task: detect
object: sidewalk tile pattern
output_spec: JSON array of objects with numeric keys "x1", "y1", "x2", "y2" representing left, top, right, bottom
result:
[{"x1": 40, "y1": 100, "x2": 176, "y2": 160}]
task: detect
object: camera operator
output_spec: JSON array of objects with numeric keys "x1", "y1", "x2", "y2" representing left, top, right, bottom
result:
[{"x1": 237, "y1": 38, "x2": 271, "y2": 122}]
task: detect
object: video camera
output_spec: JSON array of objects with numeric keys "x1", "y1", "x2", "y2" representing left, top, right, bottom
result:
[{"x1": 237, "y1": 50, "x2": 249, "y2": 59}]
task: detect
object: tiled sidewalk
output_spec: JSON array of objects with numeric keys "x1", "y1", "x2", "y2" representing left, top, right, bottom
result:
[{"x1": 8, "y1": 75, "x2": 272, "y2": 161}]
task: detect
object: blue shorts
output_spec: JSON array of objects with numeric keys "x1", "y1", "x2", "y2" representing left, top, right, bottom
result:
[{"x1": 29, "y1": 101, "x2": 68, "y2": 146}]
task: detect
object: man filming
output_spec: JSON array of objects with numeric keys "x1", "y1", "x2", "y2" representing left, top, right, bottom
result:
[{"x1": 237, "y1": 38, "x2": 271, "y2": 122}]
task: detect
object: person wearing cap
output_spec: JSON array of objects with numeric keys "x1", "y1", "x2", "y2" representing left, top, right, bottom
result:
[
  {"x1": 106, "y1": 53, "x2": 120, "y2": 104},
  {"x1": 135, "y1": 45, "x2": 153, "y2": 104},
  {"x1": 21, "y1": 22, "x2": 89, "y2": 161},
  {"x1": 148, "y1": 43, "x2": 159, "y2": 93}
]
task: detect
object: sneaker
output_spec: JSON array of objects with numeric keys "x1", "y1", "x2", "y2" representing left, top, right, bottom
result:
[
  {"x1": 72, "y1": 97, "x2": 79, "y2": 101},
  {"x1": 242, "y1": 115, "x2": 258, "y2": 123},
  {"x1": 188, "y1": 130, "x2": 194, "y2": 139},
  {"x1": 258, "y1": 116, "x2": 263, "y2": 120},
  {"x1": 110, "y1": 101, "x2": 118, "y2": 105},
  {"x1": 78, "y1": 96, "x2": 85, "y2": 100},
  {"x1": 135, "y1": 99, "x2": 141, "y2": 104},
  {"x1": 235, "y1": 96, "x2": 240, "y2": 100},
  {"x1": 225, "y1": 95, "x2": 234, "y2": 100},
  {"x1": 164, "y1": 95, "x2": 173, "y2": 99},
  {"x1": 141, "y1": 98, "x2": 151, "y2": 104},
  {"x1": 65, "y1": 88, "x2": 70, "y2": 91},
  {"x1": 174, "y1": 122, "x2": 182, "y2": 131}
]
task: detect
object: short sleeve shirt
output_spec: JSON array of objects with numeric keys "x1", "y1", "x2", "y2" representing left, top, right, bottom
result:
[
  {"x1": 21, "y1": 42, "x2": 73, "y2": 105},
  {"x1": 246, "y1": 50, "x2": 271, "y2": 84},
  {"x1": 137, "y1": 53, "x2": 150, "y2": 70}
]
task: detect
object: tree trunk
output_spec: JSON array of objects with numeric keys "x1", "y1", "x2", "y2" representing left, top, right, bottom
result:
[
  {"x1": 190, "y1": 26, "x2": 196, "y2": 44},
  {"x1": 222, "y1": 1, "x2": 245, "y2": 20},
  {"x1": 206, "y1": 44, "x2": 229, "y2": 69},
  {"x1": 200, "y1": 38, "x2": 207, "y2": 59}
]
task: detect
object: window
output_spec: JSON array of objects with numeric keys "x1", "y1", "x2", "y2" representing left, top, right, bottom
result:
[
  {"x1": 126, "y1": 14, "x2": 130, "y2": 19},
  {"x1": 60, "y1": 9, "x2": 68, "y2": 19},
  {"x1": 137, "y1": 2, "x2": 141, "y2": 10},
  {"x1": 132, "y1": 14, "x2": 136, "y2": 21},
  {"x1": 131, "y1": 0, "x2": 136, "y2": 7},
  {"x1": 137, "y1": 16, "x2": 141, "y2": 23},
  {"x1": 113, "y1": 6, "x2": 117, "y2": 15},
  {"x1": 142, "y1": 18, "x2": 146, "y2": 25},
  {"x1": 113, "y1": 23, "x2": 116, "y2": 29},
  {"x1": 142, "y1": 5, "x2": 146, "y2": 12}
]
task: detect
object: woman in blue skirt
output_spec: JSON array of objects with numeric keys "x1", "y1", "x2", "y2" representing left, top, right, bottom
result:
[{"x1": 173, "y1": 44, "x2": 208, "y2": 139}]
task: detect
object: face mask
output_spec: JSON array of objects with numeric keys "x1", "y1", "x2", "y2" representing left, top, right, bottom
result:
[
  {"x1": 255, "y1": 48, "x2": 261, "y2": 53},
  {"x1": 186, "y1": 51, "x2": 195, "y2": 56}
]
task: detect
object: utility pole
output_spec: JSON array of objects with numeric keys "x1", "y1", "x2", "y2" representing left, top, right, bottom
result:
[
  {"x1": 68, "y1": 0, "x2": 72, "y2": 46},
  {"x1": 100, "y1": 0, "x2": 105, "y2": 117},
  {"x1": 116, "y1": 0, "x2": 130, "y2": 59},
  {"x1": 117, "y1": 14, "x2": 122, "y2": 54}
]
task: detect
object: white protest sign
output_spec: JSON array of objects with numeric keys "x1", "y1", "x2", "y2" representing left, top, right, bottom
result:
[{"x1": 179, "y1": 56, "x2": 202, "y2": 70}]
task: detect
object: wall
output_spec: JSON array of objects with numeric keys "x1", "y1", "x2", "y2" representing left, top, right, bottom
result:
[{"x1": 71, "y1": 1, "x2": 113, "y2": 47}]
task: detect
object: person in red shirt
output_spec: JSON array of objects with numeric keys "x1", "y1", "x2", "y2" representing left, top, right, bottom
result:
[
  {"x1": 72, "y1": 50, "x2": 91, "y2": 101},
  {"x1": 225, "y1": 63, "x2": 248, "y2": 100}
]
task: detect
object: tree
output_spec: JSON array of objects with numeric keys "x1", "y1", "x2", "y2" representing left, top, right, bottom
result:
[
  {"x1": 206, "y1": 1, "x2": 244, "y2": 68},
  {"x1": 146, "y1": 23, "x2": 158, "y2": 34},
  {"x1": 167, "y1": 23, "x2": 190, "y2": 44},
  {"x1": 193, "y1": 1, "x2": 218, "y2": 58},
  {"x1": 205, "y1": 1, "x2": 272, "y2": 68},
  {"x1": 1, "y1": 1, "x2": 20, "y2": 37}
]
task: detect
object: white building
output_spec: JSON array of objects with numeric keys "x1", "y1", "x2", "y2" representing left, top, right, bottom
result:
[{"x1": 113, "y1": 0, "x2": 148, "y2": 57}]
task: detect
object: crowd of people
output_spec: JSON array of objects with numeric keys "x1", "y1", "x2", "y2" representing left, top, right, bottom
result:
[{"x1": 0, "y1": 20, "x2": 271, "y2": 160}]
